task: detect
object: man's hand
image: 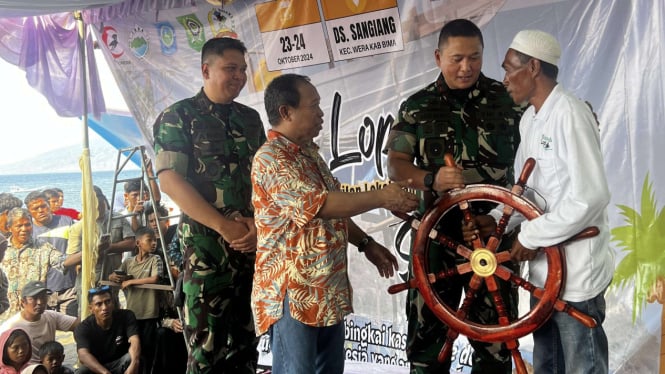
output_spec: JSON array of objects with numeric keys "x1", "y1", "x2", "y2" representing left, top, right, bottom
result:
[
  {"x1": 379, "y1": 180, "x2": 419, "y2": 213},
  {"x1": 109, "y1": 273, "x2": 128, "y2": 283},
  {"x1": 462, "y1": 215, "x2": 497, "y2": 242},
  {"x1": 121, "y1": 279, "x2": 134, "y2": 290},
  {"x1": 363, "y1": 241, "x2": 398, "y2": 278},
  {"x1": 132, "y1": 200, "x2": 146, "y2": 215},
  {"x1": 433, "y1": 164, "x2": 464, "y2": 192},
  {"x1": 215, "y1": 216, "x2": 250, "y2": 244},
  {"x1": 98, "y1": 240, "x2": 111, "y2": 255},
  {"x1": 229, "y1": 216, "x2": 257, "y2": 253},
  {"x1": 510, "y1": 237, "x2": 538, "y2": 262},
  {"x1": 125, "y1": 361, "x2": 140, "y2": 374},
  {"x1": 170, "y1": 318, "x2": 183, "y2": 333}
]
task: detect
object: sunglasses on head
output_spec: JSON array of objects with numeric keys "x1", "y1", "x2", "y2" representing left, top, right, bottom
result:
[{"x1": 88, "y1": 285, "x2": 111, "y2": 295}]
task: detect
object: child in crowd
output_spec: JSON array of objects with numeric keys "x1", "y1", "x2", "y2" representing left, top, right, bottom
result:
[
  {"x1": 42, "y1": 189, "x2": 80, "y2": 221},
  {"x1": 108, "y1": 226, "x2": 163, "y2": 371},
  {"x1": 38, "y1": 341, "x2": 72, "y2": 374},
  {"x1": 0, "y1": 328, "x2": 31, "y2": 373}
]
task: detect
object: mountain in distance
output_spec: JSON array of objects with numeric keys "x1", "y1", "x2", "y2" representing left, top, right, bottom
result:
[{"x1": 0, "y1": 136, "x2": 140, "y2": 175}]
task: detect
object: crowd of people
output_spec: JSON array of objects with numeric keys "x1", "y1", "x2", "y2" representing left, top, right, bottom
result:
[
  {"x1": 0, "y1": 180, "x2": 185, "y2": 374},
  {"x1": 0, "y1": 17, "x2": 613, "y2": 374}
]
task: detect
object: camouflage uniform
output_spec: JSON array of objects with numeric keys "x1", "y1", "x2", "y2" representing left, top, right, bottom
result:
[
  {"x1": 153, "y1": 89, "x2": 266, "y2": 374},
  {"x1": 385, "y1": 73, "x2": 523, "y2": 374}
]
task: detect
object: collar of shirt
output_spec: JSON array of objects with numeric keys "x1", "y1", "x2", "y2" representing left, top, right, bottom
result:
[
  {"x1": 434, "y1": 72, "x2": 488, "y2": 102},
  {"x1": 267, "y1": 129, "x2": 319, "y2": 155},
  {"x1": 532, "y1": 83, "x2": 562, "y2": 124},
  {"x1": 194, "y1": 88, "x2": 234, "y2": 115}
]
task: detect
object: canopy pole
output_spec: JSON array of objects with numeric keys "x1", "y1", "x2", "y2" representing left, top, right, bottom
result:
[
  {"x1": 76, "y1": 10, "x2": 90, "y2": 150},
  {"x1": 75, "y1": 10, "x2": 97, "y2": 320}
]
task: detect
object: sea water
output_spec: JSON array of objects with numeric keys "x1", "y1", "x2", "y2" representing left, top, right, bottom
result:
[{"x1": 0, "y1": 170, "x2": 142, "y2": 211}]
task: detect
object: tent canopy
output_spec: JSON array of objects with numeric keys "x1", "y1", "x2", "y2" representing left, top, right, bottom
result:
[{"x1": 0, "y1": 0, "x2": 124, "y2": 18}]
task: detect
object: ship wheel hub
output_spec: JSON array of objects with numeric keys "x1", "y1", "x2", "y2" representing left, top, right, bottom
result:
[{"x1": 470, "y1": 248, "x2": 497, "y2": 277}]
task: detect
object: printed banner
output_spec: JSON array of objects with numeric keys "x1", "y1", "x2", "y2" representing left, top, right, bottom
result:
[
  {"x1": 90, "y1": 0, "x2": 665, "y2": 372},
  {"x1": 255, "y1": 0, "x2": 331, "y2": 71},
  {"x1": 320, "y1": 0, "x2": 404, "y2": 61}
]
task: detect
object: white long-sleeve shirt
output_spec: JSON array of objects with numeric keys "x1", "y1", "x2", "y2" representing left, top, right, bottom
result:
[{"x1": 492, "y1": 84, "x2": 614, "y2": 302}]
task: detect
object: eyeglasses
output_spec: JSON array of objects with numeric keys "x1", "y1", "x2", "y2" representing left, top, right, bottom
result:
[{"x1": 88, "y1": 285, "x2": 111, "y2": 295}]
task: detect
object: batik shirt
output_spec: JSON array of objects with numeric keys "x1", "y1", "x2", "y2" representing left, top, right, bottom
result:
[
  {"x1": 251, "y1": 130, "x2": 352, "y2": 335},
  {"x1": 2, "y1": 237, "x2": 63, "y2": 314},
  {"x1": 385, "y1": 73, "x2": 523, "y2": 214},
  {"x1": 153, "y1": 88, "x2": 266, "y2": 234}
]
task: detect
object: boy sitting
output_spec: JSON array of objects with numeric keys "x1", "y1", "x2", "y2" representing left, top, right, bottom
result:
[{"x1": 39, "y1": 341, "x2": 74, "y2": 374}]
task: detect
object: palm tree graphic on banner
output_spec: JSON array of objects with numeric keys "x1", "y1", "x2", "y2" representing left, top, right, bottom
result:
[{"x1": 609, "y1": 175, "x2": 665, "y2": 372}]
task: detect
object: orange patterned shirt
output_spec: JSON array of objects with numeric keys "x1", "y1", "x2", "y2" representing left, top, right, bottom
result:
[{"x1": 251, "y1": 130, "x2": 352, "y2": 335}]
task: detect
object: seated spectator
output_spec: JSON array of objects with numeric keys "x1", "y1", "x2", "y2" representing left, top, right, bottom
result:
[
  {"x1": 2, "y1": 208, "x2": 64, "y2": 314},
  {"x1": 39, "y1": 341, "x2": 74, "y2": 374},
  {"x1": 24, "y1": 191, "x2": 76, "y2": 314},
  {"x1": 152, "y1": 291, "x2": 187, "y2": 373},
  {"x1": 42, "y1": 189, "x2": 80, "y2": 222},
  {"x1": 64, "y1": 186, "x2": 135, "y2": 316},
  {"x1": 144, "y1": 204, "x2": 180, "y2": 284},
  {"x1": 109, "y1": 227, "x2": 162, "y2": 371},
  {"x1": 0, "y1": 193, "x2": 22, "y2": 237},
  {"x1": 73, "y1": 285, "x2": 141, "y2": 374},
  {"x1": 43, "y1": 190, "x2": 61, "y2": 215},
  {"x1": 0, "y1": 281, "x2": 78, "y2": 364},
  {"x1": 123, "y1": 158, "x2": 162, "y2": 234},
  {"x1": 0, "y1": 234, "x2": 10, "y2": 317},
  {"x1": 0, "y1": 328, "x2": 32, "y2": 373},
  {"x1": 152, "y1": 287, "x2": 187, "y2": 374}
]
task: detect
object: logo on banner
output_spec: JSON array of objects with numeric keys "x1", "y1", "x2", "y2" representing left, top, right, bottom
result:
[
  {"x1": 101, "y1": 26, "x2": 124, "y2": 59},
  {"x1": 155, "y1": 22, "x2": 177, "y2": 55},
  {"x1": 129, "y1": 25, "x2": 149, "y2": 58},
  {"x1": 345, "y1": 0, "x2": 368, "y2": 13},
  {"x1": 208, "y1": 8, "x2": 238, "y2": 38},
  {"x1": 177, "y1": 14, "x2": 206, "y2": 51}
]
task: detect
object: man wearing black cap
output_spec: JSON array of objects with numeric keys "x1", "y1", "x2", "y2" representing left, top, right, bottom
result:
[{"x1": 0, "y1": 280, "x2": 78, "y2": 364}]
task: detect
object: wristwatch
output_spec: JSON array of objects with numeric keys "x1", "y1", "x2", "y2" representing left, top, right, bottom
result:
[
  {"x1": 357, "y1": 235, "x2": 374, "y2": 252},
  {"x1": 423, "y1": 172, "x2": 435, "y2": 191}
]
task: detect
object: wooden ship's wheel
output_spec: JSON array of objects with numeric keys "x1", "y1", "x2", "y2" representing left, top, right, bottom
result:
[{"x1": 389, "y1": 157, "x2": 599, "y2": 374}]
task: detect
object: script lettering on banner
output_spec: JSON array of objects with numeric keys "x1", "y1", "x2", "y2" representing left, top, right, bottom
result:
[
  {"x1": 320, "y1": 0, "x2": 404, "y2": 61},
  {"x1": 255, "y1": 0, "x2": 331, "y2": 71}
]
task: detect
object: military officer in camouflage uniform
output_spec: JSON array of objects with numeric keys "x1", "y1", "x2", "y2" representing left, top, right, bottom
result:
[
  {"x1": 385, "y1": 19, "x2": 524, "y2": 373},
  {"x1": 153, "y1": 37, "x2": 266, "y2": 374}
]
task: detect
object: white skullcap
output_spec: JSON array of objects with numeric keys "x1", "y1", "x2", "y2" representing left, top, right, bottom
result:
[{"x1": 509, "y1": 30, "x2": 561, "y2": 67}]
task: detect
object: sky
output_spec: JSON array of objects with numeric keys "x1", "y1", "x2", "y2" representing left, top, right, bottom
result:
[{"x1": 0, "y1": 50, "x2": 128, "y2": 166}]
